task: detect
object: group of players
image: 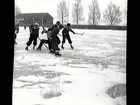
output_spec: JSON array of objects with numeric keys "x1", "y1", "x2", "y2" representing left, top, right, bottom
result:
[{"x1": 14, "y1": 21, "x2": 77, "y2": 56}]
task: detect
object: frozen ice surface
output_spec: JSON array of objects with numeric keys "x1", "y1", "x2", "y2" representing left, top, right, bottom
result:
[{"x1": 13, "y1": 27, "x2": 126, "y2": 105}]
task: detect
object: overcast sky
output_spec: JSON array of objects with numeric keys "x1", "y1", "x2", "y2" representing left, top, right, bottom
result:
[{"x1": 15, "y1": 0, "x2": 127, "y2": 25}]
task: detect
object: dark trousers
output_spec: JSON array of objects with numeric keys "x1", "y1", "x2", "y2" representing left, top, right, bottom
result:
[
  {"x1": 14, "y1": 33, "x2": 17, "y2": 43},
  {"x1": 26, "y1": 35, "x2": 38, "y2": 46},
  {"x1": 38, "y1": 39, "x2": 52, "y2": 50},
  {"x1": 51, "y1": 36, "x2": 60, "y2": 51},
  {"x1": 62, "y1": 34, "x2": 72, "y2": 44}
]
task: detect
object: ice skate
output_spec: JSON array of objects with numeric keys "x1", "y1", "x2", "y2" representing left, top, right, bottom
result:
[
  {"x1": 55, "y1": 52, "x2": 61, "y2": 56},
  {"x1": 36, "y1": 47, "x2": 41, "y2": 51},
  {"x1": 61, "y1": 45, "x2": 64, "y2": 49},
  {"x1": 70, "y1": 45, "x2": 74, "y2": 49},
  {"x1": 25, "y1": 46, "x2": 28, "y2": 50},
  {"x1": 50, "y1": 50, "x2": 55, "y2": 54}
]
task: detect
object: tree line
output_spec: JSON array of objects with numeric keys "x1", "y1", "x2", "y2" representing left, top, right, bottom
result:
[
  {"x1": 57, "y1": 0, "x2": 127, "y2": 26},
  {"x1": 15, "y1": 6, "x2": 21, "y2": 17},
  {"x1": 15, "y1": 0, "x2": 127, "y2": 26}
]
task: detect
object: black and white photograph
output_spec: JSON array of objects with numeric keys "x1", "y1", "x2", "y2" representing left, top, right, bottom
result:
[{"x1": 13, "y1": 0, "x2": 127, "y2": 105}]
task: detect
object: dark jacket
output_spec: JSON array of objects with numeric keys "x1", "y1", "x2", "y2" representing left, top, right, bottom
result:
[
  {"x1": 29, "y1": 25, "x2": 34, "y2": 33},
  {"x1": 30, "y1": 25, "x2": 39, "y2": 37},
  {"x1": 50, "y1": 26, "x2": 60, "y2": 38},
  {"x1": 50, "y1": 25, "x2": 61, "y2": 50},
  {"x1": 62, "y1": 27, "x2": 75, "y2": 36}
]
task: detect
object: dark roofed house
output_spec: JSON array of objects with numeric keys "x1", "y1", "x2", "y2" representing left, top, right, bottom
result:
[{"x1": 15, "y1": 13, "x2": 53, "y2": 27}]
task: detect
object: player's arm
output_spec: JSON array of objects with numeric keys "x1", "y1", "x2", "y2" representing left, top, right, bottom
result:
[
  {"x1": 41, "y1": 30, "x2": 47, "y2": 34},
  {"x1": 70, "y1": 29, "x2": 75, "y2": 34}
]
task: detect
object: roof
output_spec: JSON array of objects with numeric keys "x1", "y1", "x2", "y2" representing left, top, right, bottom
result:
[{"x1": 16, "y1": 13, "x2": 53, "y2": 19}]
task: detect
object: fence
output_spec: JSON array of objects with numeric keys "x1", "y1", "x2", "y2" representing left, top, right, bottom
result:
[{"x1": 69, "y1": 25, "x2": 127, "y2": 30}]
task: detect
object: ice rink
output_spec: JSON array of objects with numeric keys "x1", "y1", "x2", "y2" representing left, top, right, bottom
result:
[{"x1": 13, "y1": 27, "x2": 126, "y2": 105}]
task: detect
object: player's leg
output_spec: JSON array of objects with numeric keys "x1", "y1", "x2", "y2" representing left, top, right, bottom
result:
[
  {"x1": 51, "y1": 36, "x2": 61, "y2": 56},
  {"x1": 36, "y1": 39, "x2": 48, "y2": 51},
  {"x1": 25, "y1": 36, "x2": 33, "y2": 50},
  {"x1": 14, "y1": 33, "x2": 17, "y2": 44},
  {"x1": 49, "y1": 38, "x2": 55, "y2": 54},
  {"x1": 33, "y1": 37, "x2": 38, "y2": 50},
  {"x1": 61, "y1": 36, "x2": 66, "y2": 49},
  {"x1": 67, "y1": 35, "x2": 73, "y2": 49},
  {"x1": 48, "y1": 39, "x2": 52, "y2": 51}
]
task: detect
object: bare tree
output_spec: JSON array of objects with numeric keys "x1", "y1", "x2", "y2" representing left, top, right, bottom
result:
[
  {"x1": 124, "y1": 9, "x2": 127, "y2": 15},
  {"x1": 103, "y1": 2, "x2": 122, "y2": 26},
  {"x1": 123, "y1": 8, "x2": 127, "y2": 26},
  {"x1": 57, "y1": 1, "x2": 69, "y2": 25},
  {"x1": 88, "y1": 0, "x2": 101, "y2": 25},
  {"x1": 15, "y1": 6, "x2": 21, "y2": 17},
  {"x1": 72, "y1": 0, "x2": 84, "y2": 25},
  {"x1": 123, "y1": 8, "x2": 127, "y2": 20}
]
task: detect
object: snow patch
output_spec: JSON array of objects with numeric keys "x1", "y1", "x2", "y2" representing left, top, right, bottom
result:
[{"x1": 16, "y1": 75, "x2": 46, "y2": 83}]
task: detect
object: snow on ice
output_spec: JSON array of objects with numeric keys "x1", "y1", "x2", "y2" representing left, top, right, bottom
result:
[{"x1": 13, "y1": 27, "x2": 126, "y2": 105}]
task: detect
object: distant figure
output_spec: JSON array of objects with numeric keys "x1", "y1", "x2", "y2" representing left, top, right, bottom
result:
[
  {"x1": 14, "y1": 23, "x2": 19, "y2": 44},
  {"x1": 24, "y1": 25, "x2": 26, "y2": 30},
  {"x1": 25, "y1": 23, "x2": 39, "y2": 50},
  {"x1": 61, "y1": 23, "x2": 75, "y2": 49}
]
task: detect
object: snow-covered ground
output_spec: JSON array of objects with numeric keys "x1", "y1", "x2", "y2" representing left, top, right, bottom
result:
[{"x1": 13, "y1": 27, "x2": 126, "y2": 105}]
